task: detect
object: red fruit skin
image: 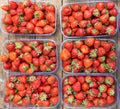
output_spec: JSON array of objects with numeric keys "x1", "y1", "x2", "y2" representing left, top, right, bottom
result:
[{"x1": 72, "y1": 82, "x2": 81, "y2": 92}]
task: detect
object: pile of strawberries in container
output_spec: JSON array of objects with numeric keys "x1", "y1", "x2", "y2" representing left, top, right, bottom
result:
[{"x1": 0, "y1": 0, "x2": 119, "y2": 108}]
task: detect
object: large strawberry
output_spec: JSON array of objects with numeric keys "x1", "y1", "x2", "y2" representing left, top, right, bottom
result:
[{"x1": 72, "y1": 82, "x2": 81, "y2": 92}]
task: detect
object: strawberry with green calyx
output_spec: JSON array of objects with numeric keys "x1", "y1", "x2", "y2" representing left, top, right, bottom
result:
[
  {"x1": 85, "y1": 76, "x2": 92, "y2": 83},
  {"x1": 93, "y1": 9, "x2": 100, "y2": 17},
  {"x1": 99, "y1": 84, "x2": 107, "y2": 93},
  {"x1": 67, "y1": 95, "x2": 74, "y2": 104},
  {"x1": 84, "y1": 67, "x2": 92, "y2": 73},
  {"x1": 107, "y1": 88, "x2": 115, "y2": 96},
  {"x1": 82, "y1": 99, "x2": 94, "y2": 108},
  {"x1": 64, "y1": 78, "x2": 69, "y2": 85},
  {"x1": 43, "y1": 43, "x2": 52, "y2": 55},
  {"x1": 98, "y1": 98, "x2": 107, "y2": 107},
  {"x1": 64, "y1": 85, "x2": 73, "y2": 95},
  {"x1": 15, "y1": 41, "x2": 24, "y2": 49},
  {"x1": 39, "y1": 92, "x2": 48, "y2": 101},
  {"x1": 75, "y1": 92, "x2": 85, "y2": 100},
  {"x1": 27, "y1": 76, "x2": 36, "y2": 82},
  {"x1": 98, "y1": 56, "x2": 106, "y2": 62},
  {"x1": 89, "y1": 49, "x2": 98, "y2": 58},
  {"x1": 89, "y1": 88, "x2": 99, "y2": 97},
  {"x1": 105, "y1": 76, "x2": 114, "y2": 85},
  {"x1": 105, "y1": 64, "x2": 114, "y2": 73},
  {"x1": 89, "y1": 81, "x2": 98, "y2": 88}
]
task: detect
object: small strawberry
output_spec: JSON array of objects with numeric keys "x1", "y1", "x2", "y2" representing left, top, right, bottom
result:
[
  {"x1": 105, "y1": 76, "x2": 114, "y2": 85},
  {"x1": 89, "y1": 81, "x2": 98, "y2": 88},
  {"x1": 67, "y1": 95, "x2": 74, "y2": 104},
  {"x1": 82, "y1": 99, "x2": 94, "y2": 108},
  {"x1": 64, "y1": 85, "x2": 73, "y2": 95},
  {"x1": 89, "y1": 49, "x2": 98, "y2": 58},
  {"x1": 39, "y1": 92, "x2": 48, "y2": 101},
  {"x1": 75, "y1": 92, "x2": 85, "y2": 100},
  {"x1": 99, "y1": 99, "x2": 107, "y2": 107}
]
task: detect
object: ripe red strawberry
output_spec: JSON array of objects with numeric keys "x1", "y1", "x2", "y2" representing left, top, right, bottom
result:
[
  {"x1": 108, "y1": 50, "x2": 117, "y2": 60},
  {"x1": 105, "y1": 76, "x2": 114, "y2": 85},
  {"x1": 95, "y1": 76, "x2": 104, "y2": 83},
  {"x1": 23, "y1": 53, "x2": 32, "y2": 64},
  {"x1": 89, "y1": 88, "x2": 99, "y2": 97},
  {"x1": 77, "y1": 76, "x2": 85, "y2": 84},
  {"x1": 85, "y1": 38, "x2": 95, "y2": 47},
  {"x1": 107, "y1": 96, "x2": 115, "y2": 105},
  {"x1": 83, "y1": 58, "x2": 93, "y2": 68},
  {"x1": 74, "y1": 40, "x2": 83, "y2": 49},
  {"x1": 15, "y1": 83, "x2": 25, "y2": 91},
  {"x1": 101, "y1": 92, "x2": 107, "y2": 98},
  {"x1": 89, "y1": 49, "x2": 98, "y2": 58},
  {"x1": 99, "y1": 84, "x2": 107, "y2": 93},
  {"x1": 85, "y1": 76, "x2": 92, "y2": 83},
  {"x1": 98, "y1": 56, "x2": 106, "y2": 63},
  {"x1": 63, "y1": 41, "x2": 73, "y2": 52},
  {"x1": 67, "y1": 95, "x2": 74, "y2": 104},
  {"x1": 93, "y1": 98, "x2": 99, "y2": 106},
  {"x1": 98, "y1": 64, "x2": 106, "y2": 73},
  {"x1": 82, "y1": 82, "x2": 89, "y2": 91},
  {"x1": 49, "y1": 49, "x2": 56, "y2": 57},
  {"x1": 107, "y1": 88, "x2": 115, "y2": 96},
  {"x1": 75, "y1": 92, "x2": 85, "y2": 100},
  {"x1": 98, "y1": 47, "x2": 106, "y2": 57},
  {"x1": 89, "y1": 81, "x2": 98, "y2": 88},
  {"x1": 71, "y1": 48, "x2": 79, "y2": 58},
  {"x1": 63, "y1": 85, "x2": 73, "y2": 95},
  {"x1": 94, "y1": 40, "x2": 100, "y2": 48},
  {"x1": 68, "y1": 76, "x2": 77, "y2": 85},
  {"x1": 72, "y1": 82, "x2": 81, "y2": 92},
  {"x1": 64, "y1": 65, "x2": 71, "y2": 72},
  {"x1": 101, "y1": 41, "x2": 111, "y2": 52},
  {"x1": 99, "y1": 99, "x2": 107, "y2": 107},
  {"x1": 82, "y1": 99, "x2": 94, "y2": 108}
]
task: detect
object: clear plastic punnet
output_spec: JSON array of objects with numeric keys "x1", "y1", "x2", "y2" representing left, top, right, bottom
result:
[
  {"x1": 1, "y1": 39, "x2": 58, "y2": 75},
  {"x1": 60, "y1": 1, "x2": 118, "y2": 38},
  {"x1": 0, "y1": 0, "x2": 57, "y2": 37},
  {"x1": 60, "y1": 38, "x2": 118, "y2": 74},
  {"x1": 62, "y1": 73, "x2": 119, "y2": 109},
  {"x1": 3, "y1": 73, "x2": 61, "y2": 109}
]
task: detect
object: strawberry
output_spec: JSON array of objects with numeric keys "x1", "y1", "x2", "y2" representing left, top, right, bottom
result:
[
  {"x1": 39, "y1": 92, "x2": 48, "y2": 101},
  {"x1": 80, "y1": 45, "x2": 90, "y2": 54},
  {"x1": 71, "y1": 48, "x2": 79, "y2": 58},
  {"x1": 68, "y1": 76, "x2": 77, "y2": 85},
  {"x1": 75, "y1": 92, "x2": 85, "y2": 100},
  {"x1": 48, "y1": 49, "x2": 56, "y2": 57},
  {"x1": 67, "y1": 95, "x2": 74, "y2": 104},
  {"x1": 99, "y1": 99, "x2": 107, "y2": 107},
  {"x1": 98, "y1": 56, "x2": 106, "y2": 62},
  {"x1": 72, "y1": 82, "x2": 81, "y2": 92},
  {"x1": 89, "y1": 81, "x2": 98, "y2": 88},
  {"x1": 77, "y1": 76, "x2": 85, "y2": 84},
  {"x1": 98, "y1": 47, "x2": 106, "y2": 57},
  {"x1": 107, "y1": 96, "x2": 115, "y2": 105},
  {"x1": 83, "y1": 58, "x2": 93, "y2": 68},
  {"x1": 101, "y1": 92, "x2": 107, "y2": 98},
  {"x1": 108, "y1": 50, "x2": 117, "y2": 61},
  {"x1": 74, "y1": 40, "x2": 83, "y2": 49},
  {"x1": 63, "y1": 41, "x2": 73, "y2": 52},
  {"x1": 98, "y1": 64, "x2": 106, "y2": 73},
  {"x1": 63, "y1": 85, "x2": 73, "y2": 95},
  {"x1": 99, "y1": 84, "x2": 107, "y2": 93},
  {"x1": 93, "y1": 98, "x2": 99, "y2": 106},
  {"x1": 105, "y1": 76, "x2": 114, "y2": 85},
  {"x1": 23, "y1": 53, "x2": 32, "y2": 64},
  {"x1": 107, "y1": 88, "x2": 115, "y2": 96},
  {"x1": 95, "y1": 76, "x2": 104, "y2": 83},
  {"x1": 82, "y1": 82, "x2": 89, "y2": 91},
  {"x1": 13, "y1": 94, "x2": 21, "y2": 103},
  {"x1": 82, "y1": 99, "x2": 94, "y2": 108},
  {"x1": 89, "y1": 49, "x2": 98, "y2": 58},
  {"x1": 94, "y1": 40, "x2": 100, "y2": 48},
  {"x1": 85, "y1": 76, "x2": 92, "y2": 83},
  {"x1": 64, "y1": 65, "x2": 71, "y2": 72},
  {"x1": 85, "y1": 38, "x2": 95, "y2": 47},
  {"x1": 15, "y1": 83, "x2": 25, "y2": 91},
  {"x1": 89, "y1": 88, "x2": 99, "y2": 97}
]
